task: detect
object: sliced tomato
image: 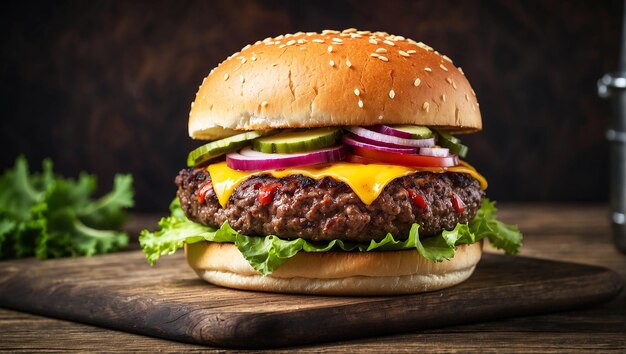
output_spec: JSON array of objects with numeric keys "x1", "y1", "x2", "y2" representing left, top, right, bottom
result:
[
  {"x1": 345, "y1": 154, "x2": 379, "y2": 164},
  {"x1": 352, "y1": 146, "x2": 459, "y2": 168}
]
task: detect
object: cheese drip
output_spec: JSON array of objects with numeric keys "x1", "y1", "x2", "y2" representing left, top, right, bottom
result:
[{"x1": 207, "y1": 161, "x2": 488, "y2": 208}]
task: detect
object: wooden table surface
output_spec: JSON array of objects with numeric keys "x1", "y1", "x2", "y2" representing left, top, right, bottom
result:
[{"x1": 1, "y1": 204, "x2": 625, "y2": 352}]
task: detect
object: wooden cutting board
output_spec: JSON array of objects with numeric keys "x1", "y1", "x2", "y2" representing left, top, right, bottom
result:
[{"x1": 0, "y1": 250, "x2": 621, "y2": 348}]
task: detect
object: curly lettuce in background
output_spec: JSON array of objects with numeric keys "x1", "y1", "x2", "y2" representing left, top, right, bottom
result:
[{"x1": 0, "y1": 156, "x2": 134, "y2": 259}]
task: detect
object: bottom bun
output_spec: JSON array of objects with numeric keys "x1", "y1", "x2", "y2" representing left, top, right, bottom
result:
[{"x1": 185, "y1": 241, "x2": 482, "y2": 296}]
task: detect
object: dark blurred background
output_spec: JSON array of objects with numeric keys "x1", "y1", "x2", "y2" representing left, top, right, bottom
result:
[{"x1": 0, "y1": 0, "x2": 622, "y2": 212}]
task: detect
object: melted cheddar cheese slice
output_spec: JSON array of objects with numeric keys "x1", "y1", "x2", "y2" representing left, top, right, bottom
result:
[{"x1": 207, "y1": 161, "x2": 487, "y2": 208}]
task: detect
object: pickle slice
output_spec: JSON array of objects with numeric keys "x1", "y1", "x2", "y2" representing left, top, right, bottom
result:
[
  {"x1": 392, "y1": 125, "x2": 433, "y2": 139},
  {"x1": 435, "y1": 130, "x2": 468, "y2": 158},
  {"x1": 436, "y1": 130, "x2": 461, "y2": 144},
  {"x1": 253, "y1": 127, "x2": 342, "y2": 153},
  {"x1": 187, "y1": 131, "x2": 267, "y2": 167}
]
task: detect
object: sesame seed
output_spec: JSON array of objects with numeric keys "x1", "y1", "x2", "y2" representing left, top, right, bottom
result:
[
  {"x1": 242, "y1": 44, "x2": 251, "y2": 51},
  {"x1": 471, "y1": 88, "x2": 476, "y2": 96},
  {"x1": 377, "y1": 55, "x2": 389, "y2": 62},
  {"x1": 279, "y1": 44, "x2": 286, "y2": 49},
  {"x1": 383, "y1": 40, "x2": 395, "y2": 46},
  {"x1": 472, "y1": 104, "x2": 476, "y2": 111},
  {"x1": 424, "y1": 67, "x2": 432, "y2": 72},
  {"x1": 465, "y1": 93, "x2": 469, "y2": 102},
  {"x1": 370, "y1": 53, "x2": 380, "y2": 58},
  {"x1": 441, "y1": 94, "x2": 446, "y2": 102},
  {"x1": 358, "y1": 30, "x2": 371, "y2": 35},
  {"x1": 241, "y1": 58, "x2": 246, "y2": 64},
  {"x1": 443, "y1": 55, "x2": 453, "y2": 63},
  {"x1": 407, "y1": 49, "x2": 417, "y2": 54},
  {"x1": 396, "y1": 35, "x2": 406, "y2": 41},
  {"x1": 358, "y1": 99, "x2": 364, "y2": 108},
  {"x1": 306, "y1": 32, "x2": 315, "y2": 36},
  {"x1": 446, "y1": 77, "x2": 453, "y2": 84},
  {"x1": 251, "y1": 57, "x2": 257, "y2": 61},
  {"x1": 375, "y1": 48, "x2": 387, "y2": 53},
  {"x1": 398, "y1": 50, "x2": 409, "y2": 57},
  {"x1": 369, "y1": 39, "x2": 378, "y2": 45},
  {"x1": 385, "y1": 36, "x2": 394, "y2": 41},
  {"x1": 328, "y1": 45, "x2": 333, "y2": 53},
  {"x1": 452, "y1": 82, "x2": 457, "y2": 89},
  {"x1": 265, "y1": 41, "x2": 274, "y2": 46},
  {"x1": 332, "y1": 38, "x2": 343, "y2": 43},
  {"x1": 240, "y1": 75, "x2": 245, "y2": 83},
  {"x1": 329, "y1": 59, "x2": 335, "y2": 67},
  {"x1": 378, "y1": 115, "x2": 384, "y2": 120},
  {"x1": 286, "y1": 40, "x2": 296, "y2": 46},
  {"x1": 223, "y1": 73, "x2": 229, "y2": 81},
  {"x1": 346, "y1": 59, "x2": 352, "y2": 68},
  {"x1": 440, "y1": 64, "x2": 448, "y2": 71},
  {"x1": 354, "y1": 88, "x2": 360, "y2": 96},
  {"x1": 209, "y1": 68, "x2": 215, "y2": 75},
  {"x1": 414, "y1": 78, "x2": 421, "y2": 87},
  {"x1": 322, "y1": 29, "x2": 339, "y2": 34},
  {"x1": 297, "y1": 39, "x2": 307, "y2": 44},
  {"x1": 294, "y1": 31, "x2": 304, "y2": 36},
  {"x1": 389, "y1": 89, "x2": 395, "y2": 99},
  {"x1": 275, "y1": 35, "x2": 284, "y2": 40},
  {"x1": 350, "y1": 33, "x2": 362, "y2": 38},
  {"x1": 343, "y1": 28, "x2": 357, "y2": 33},
  {"x1": 261, "y1": 101, "x2": 268, "y2": 107},
  {"x1": 423, "y1": 102, "x2": 430, "y2": 112},
  {"x1": 458, "y1": 67, "x2": 464, "y2": 75},
  {"x1": 416, "y1": 42, "x2": 430, "y2": 50},
  {"x1": 312, "y1": 39, "x2": 324, "y2": 43}
]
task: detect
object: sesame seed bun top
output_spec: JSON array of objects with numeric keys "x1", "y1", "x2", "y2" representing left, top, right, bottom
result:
[{"x1": 188, "y1": 29, "x2": 482, "y2": 140}]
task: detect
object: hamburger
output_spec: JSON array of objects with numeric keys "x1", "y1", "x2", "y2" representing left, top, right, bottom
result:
[{"x1": 140, "y1": 29, "x2": 522, "y2": 295}]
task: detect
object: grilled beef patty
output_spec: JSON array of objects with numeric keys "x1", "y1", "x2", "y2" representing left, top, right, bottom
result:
[{"x1": 175, "y1": 168, "x2": 484, "y2": 242}]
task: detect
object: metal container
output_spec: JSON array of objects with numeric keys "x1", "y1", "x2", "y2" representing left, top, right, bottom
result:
[{"x1": 598, "y1": 0, "x2": 626, "y2": 253}]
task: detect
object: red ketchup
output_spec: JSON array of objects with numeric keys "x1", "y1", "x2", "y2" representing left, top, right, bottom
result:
[
  {"x1": 408, "y1": 189, "x2": 428, "y2": 210},
  {"x1": 258, "y1": 183, "x2": 282, "y2": 205},
  {"x1": 451, "y1": 193, "x2": 466, "y2": 214},
  {"x1": 196, "y1": 181, "x2": 213, "y2": 204}
]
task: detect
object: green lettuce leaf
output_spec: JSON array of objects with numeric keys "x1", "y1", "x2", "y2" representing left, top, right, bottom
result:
[
  {"x1": 140, "y1": 198, "x2": 522, "y2": 275},
  {"x1": 0, "y1": 156, "x2": 134, "y2": 259}
]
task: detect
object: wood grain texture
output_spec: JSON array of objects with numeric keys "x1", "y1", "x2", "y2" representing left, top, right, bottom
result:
[
  {"x1": 0, "y1": 239, "x2": 622, "y2": 347},
  {"x1": 0, "y1": 204, "x2": 625, "y2": 351}
]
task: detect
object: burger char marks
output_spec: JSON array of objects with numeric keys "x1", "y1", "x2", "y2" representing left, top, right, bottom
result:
[{"x1": 176, "y1": 168, "x2": 484, "y2": 242}]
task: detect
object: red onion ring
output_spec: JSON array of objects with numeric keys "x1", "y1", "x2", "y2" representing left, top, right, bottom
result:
[
  {"x1": 419, "y1": 147, "x2": 450, "y2": 157},
  {"x1": 370, "y1": 125, "x2": 414, "y2": 139},
  {"x1": 342, "y1": 135, "x2": 418, "y2": 154},
  {"x1": 226, "y1": 146, "x2": 346, "y2": 171},
  {"x1": 347, "y1": 127, "x2": 435, "y2": 148}
]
